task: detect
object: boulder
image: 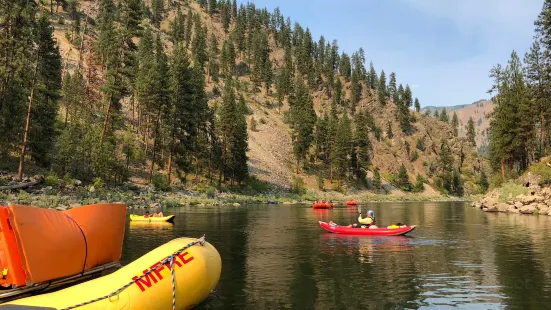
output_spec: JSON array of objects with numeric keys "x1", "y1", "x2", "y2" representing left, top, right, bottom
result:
[
  {"x1": 232, "y1": 203, "x2": 241, "y2": 207},
  {"x1": 514, "y1": 201, "x2": 523, "y2": 209},
  {"x1": 150, "y1": 202, "x2": 161, "y2": 209},
  {"x1": 538, "y1": 205, "x2": 549, "y2": 214},
  {"x1": 88, "y1": 186, "x2": 96, "y2": 193},
  {"x1": 520, "y1": 205, "x2": 536, "y2": 214},
  {"x1": 483, "y1": 205, "x2": 498, "y2": 212},
  {"x1": 507, "y1": 206, "x2": 520, "y2": 213},
  {"x1": 534, "y1": 195, "x2": 546, "y2": 203},
  {"x1": 74, "y1": 180, "x2": 82, "y2": 186},
  {"x1": 472, "y1": 201, "x2": 482, "y2": 209},
  {"x1": 496, "y1": 203, "x2": 510, "y2": 212},
  {"x1": 482, "y1": 197, "x2": 498, "y2": 208},
  {"x1": 55, "y1": 205, "x2": 68, "y2": 211},
  {"x1": 517, "y1": 195, "x2": 536, "y2": 205}
]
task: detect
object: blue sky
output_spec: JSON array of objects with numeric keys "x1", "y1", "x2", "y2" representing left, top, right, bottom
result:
[{"x1": 241, "y1": 0, "x2": 544, "y2": 107}]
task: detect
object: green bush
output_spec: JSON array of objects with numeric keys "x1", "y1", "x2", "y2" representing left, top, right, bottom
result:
[
  {"x1": 152, "y1": 174, "x2": 170, "y2": 192},
  {"x1": 58, "y1": 17, "x2": 65, "y2": 25},
  {"x1": 290, "y1": 175, "x2": 307, "y2": 195},
  {"x1": 528, "y1": 162, "x2": 551, "y2": 185},
  {"x1": 498, "y1": 181, "x2": 529, "y2": 202},
  {"x1": 163, "y1": 199, "x2": 181, "y2": 208},
  {"x1": 93, "y1": 177, "x2": 104, "y2": 189},
  {"x1": 45, "y1": 174, "x2": 60, "y2": 187}
]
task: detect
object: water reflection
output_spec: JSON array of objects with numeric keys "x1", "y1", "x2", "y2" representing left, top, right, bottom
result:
[{"x1": 119, "y1": 202, "x2": 551, "y2": 309}]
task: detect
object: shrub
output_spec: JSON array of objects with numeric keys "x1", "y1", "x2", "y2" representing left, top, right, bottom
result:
[
  {"x1": 206, "y1": 187, "x2": 216, "y2": 199},
  {"x1": 290, "y1": 175, "x2": 307, "y2": 195},
  {"x1": 416, "y1": 137, "x2": 425, "y2": 151},
  {"x1": 410, "y1": 151, "x2": 419, "y2": 162},
  {"x1": 412, "y1": 175, "x2": 427, "y2": 193},
  {"x1": 316, "y1": 174, "x2": 324, "y2": 190},
  {"x1": 152, "y1": 174, "x2": 170, "y2": 192},
  {"x1": 45, "y1": 174, "x2": 60, "y2": 187},
  {"x1": 528, "y1": 162, "x2": 551, "y2": 185},
  {"x1": 58, "y1": 17, "x2": 65, "y2": 25},
  {"x1": 249, "y1": 117, "x2": 258, "y2": 131},
  {"x1": 93, "y1": 177, "x2": 104, "y2": 189},
  {"x1": 498, "y1": 181, "x2": 529, "y2": 202},
  {"x1": 163, "y1": 199, "x2": 180, "y2": 208},
  {"x1": 260, "y1": 118, "x2": 267, "y2": 124}
]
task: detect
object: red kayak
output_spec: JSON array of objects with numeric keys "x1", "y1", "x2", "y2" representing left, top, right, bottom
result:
[
  {"x1": 345, "y1": 200, "x2": 357, "y2": 206},
  {"x1": 319, "y1": 221, "x2": 416, "y2": 236}
]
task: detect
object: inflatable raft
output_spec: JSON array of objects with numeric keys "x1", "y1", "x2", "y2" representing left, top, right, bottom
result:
[
  {"x1": 312, "y1": 202, "x2": 333, "y2": 209},
  {"x1": 345, "y1": 200, "x2": 357, "y2": 206},
  {"x1": 0, "y1": 203, "x2": 127, "y2": 302},
  {"x1": 319, "y1": 221, "x2": 417, "y2": 236},
  {"x1": 3, "y1": 237, "x2": 221, "y2": 309},
  {"x1": 130, "y1": 214, "x2": 176, "y2": 223}
]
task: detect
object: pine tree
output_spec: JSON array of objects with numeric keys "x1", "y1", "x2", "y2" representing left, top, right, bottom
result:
[
  {"x1": 354, "y1": 111, "x2": 371, "y2": 181},
  {"x1": 372, "y1": 167, "x2": 382, "y2": 190},
  {"x1": 333, "y1": 114, "x2": 352, "y2": 183},
  {"x1": 218, "y1": 77, "x2": 248, "y2": 184},
  {"x1": 151, "y1": 0, "x2": 164, "y2": 28},
  {"x1": 414, "y1": 97, "x2": 420, "y2": 112},
  {"x1": 467, "y1": 117, "x2": 476, "y2": 146},
  {"x1": 451, "y1": 112, "x2": 459, "y2": 137},
  {"x1": 479, "y1": 170, "x2": 489, "y2": 192},
  {"x1": 439, "y1": 108, "x2": 449, "y2": 123},
  {"x1": 170, "y1": 7, "x2": 186, "y2": 46},
  {"x1": 184, "y1": 9, "x2": 193, "y2": 47},
  {"x1": 433, "y1": 110, "x2": 439, "y2": 118},
  {"x1": 396, "y1": 164, "x2": 411, "y2": 191},
  {"x1": 436, "y1": 139, "x2": 455, "y2": 194},
  {"x1": 192, "y1": 16, "x2": 208, "y2": 67},
  {"x1": 340, "y1": 52, "x2": 351, "y2": 80},
  {"x1": 208, "y1": 0, "x2": 217, "y2": 15},
  {"x1": 18, "y1": 14, "x2": 62, "y2": 178},
  {"x1": 378, "y1": 70, "x2": 387, "y2": 105},
  {"x1": 367, "y1": 62, "x2": 378, "y2": 90},
  {"x1": 121, "y1": 0, "x2": 143, "y2": 35},
  {"x1": 289, "y1": 77, "x2": 316, "y2": 173},
  {"x1": 386, "y1": 121, "x2": 393, "y2": 139},
  {"x1": 388, "y1": 72, "x2": 397, "y2": 102}
]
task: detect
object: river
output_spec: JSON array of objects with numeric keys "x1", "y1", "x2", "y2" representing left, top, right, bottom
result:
[{"x1": 121, "y1": 202, "x2": 551, "y2": 309}]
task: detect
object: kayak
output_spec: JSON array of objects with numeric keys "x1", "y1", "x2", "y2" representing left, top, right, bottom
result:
[
  {"x1": 312, "y1": 202, "x2": 333, "y2": 209},
  {"x1": 345, "y1": 200, "x2": 357, "y2": 206},
  {"x1": 130, "y1": 214, "x2": 175, "y2": 223},
  {"x1": 319, "y1": 221, "x2": 416, "y2": 236}
]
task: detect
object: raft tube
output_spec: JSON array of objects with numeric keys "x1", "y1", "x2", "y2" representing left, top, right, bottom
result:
[
  {"x1": 130, "y1": 214, "x2": 175, "y2": 223},
  {"x1": 3, "y1": 237, "x2": 221, "y2": 309},
  {"x1": 312, "y1": 202, "x2": 333, "y2": 209},
  {"x1": 319, "y1": 221, "x2": 416, "y2": 236},
  {"x1": 345, "y1": 200, "x2": 357, "y2": 206}
]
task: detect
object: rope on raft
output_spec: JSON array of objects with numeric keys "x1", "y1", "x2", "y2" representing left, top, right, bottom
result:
[{"x1": 61, "y1": 235, "x2": 206, "y2": 310}]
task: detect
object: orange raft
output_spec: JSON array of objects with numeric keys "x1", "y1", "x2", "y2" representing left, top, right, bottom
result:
[
  {"x1": 345, "y1": 200, "x2": 357, "y2": 206},
  {"x1": 0, "y1": 203, "x2": 127, "y2": 301},
  {"x1": 312, "y1": 201, "x2": 333, "y2": 209}
]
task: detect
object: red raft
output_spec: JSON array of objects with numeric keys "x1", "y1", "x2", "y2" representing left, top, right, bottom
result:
[
  {"x1": 312, "y1": 202, "x2": 333, "y2": 209},
  {"x1": 319, "y1": 221, "x2": 416, "y2": 236},
  {"x1": 345, "y1": 200, "x2": 357, "y2": 206}
]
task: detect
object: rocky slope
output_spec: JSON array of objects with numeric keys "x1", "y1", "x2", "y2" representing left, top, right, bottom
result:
[{"x1": 49, "y1": 1, "x2": 484, "y2": 194}]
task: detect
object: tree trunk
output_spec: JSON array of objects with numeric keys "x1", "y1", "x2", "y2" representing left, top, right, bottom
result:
[
  {"x1": 50, "y1": 0, "x2": 54, "y2": 14},
  {"x1": 194, "y1": 137, "x2": 200, "y2": 182},
  {"x1": 148, "y1": 110, "x2": 162, "y2": 183},
  {"x1": 99, "y1": 93, "x2": 113, "y2": 147},
  {"x1": 296, "y1": 159, "x2": 299, "y2": 174},
  {"x1": 501, "y1": 159, "x2": 505, "y2": 178},
  {"x1": 77, "y1": 19, "x2": 87, "y2": 73},
  {"x1": 330, "y1": 166, "x2": 333, "y2": 184},
  {"x1": 131, "y1": 95, "x2": 135, "y2": 130},
  {"x1": 61, "y1": 49, "x2": 71, "y2": 81},
  {"x1": 542, "y1": 114, "x2": 546, "y2": 155},
  {"x1": 167, "y1": 150, "x2": 173, "y2": 185},
  {"x1": 17, "y1": 56, "x2": 40, "y2": 181},
  {"x1": 64, "y1": 99, "x2": 70, "y2": 127}
]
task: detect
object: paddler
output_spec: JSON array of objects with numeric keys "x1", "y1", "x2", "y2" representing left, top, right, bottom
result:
[{"x1": 357, "y1": 207, "x2": 378, "y2": 228}]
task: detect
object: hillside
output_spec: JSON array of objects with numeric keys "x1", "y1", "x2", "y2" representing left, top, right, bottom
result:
[
  {"x1": 420, "y1": 104, "x2": 468, "y2": 115},
  {"x1": 423, "y1": 100, "x2": 494, "y2": 152},
  {"x1": 0, "y1": 0, "x2": 487, "y2": 197}
]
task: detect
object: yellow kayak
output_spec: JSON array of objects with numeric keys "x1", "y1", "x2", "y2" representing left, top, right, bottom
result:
[
  {"x1": 3, "y1": 237, "x2": 221, "y2": 309},
  {"x1": 130, "y1": 214, "x2": 175, "y2": 223}
]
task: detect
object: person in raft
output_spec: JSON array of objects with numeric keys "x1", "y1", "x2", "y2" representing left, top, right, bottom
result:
[
  {"x1": 345, "y1": 208, "x2": 378, "y2": 229},
  {"x1": 144, "y1": 210, "x2": 164, "y2": 218}
]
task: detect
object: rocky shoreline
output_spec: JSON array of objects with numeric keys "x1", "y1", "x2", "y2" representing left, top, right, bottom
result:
[{"x1": 472, "y1": 185, "x2": 551, "y2": 215}]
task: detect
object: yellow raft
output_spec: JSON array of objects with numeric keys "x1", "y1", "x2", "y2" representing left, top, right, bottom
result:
[
  {"x1": 130, "y1": 214, "x2": 176, "y2": 223},
  {"x1": 3, "y1": 237, "x2": 221, "y2": 309}
]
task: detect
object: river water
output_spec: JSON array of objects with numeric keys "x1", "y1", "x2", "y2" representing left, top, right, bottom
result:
[{"x1": 121, "y1": 202, "x2": 551, "y2": 309}]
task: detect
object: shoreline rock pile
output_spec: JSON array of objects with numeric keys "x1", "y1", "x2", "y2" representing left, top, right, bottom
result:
[{"x1": 472, "y1": 186, "x2": 551, "y2": 215}]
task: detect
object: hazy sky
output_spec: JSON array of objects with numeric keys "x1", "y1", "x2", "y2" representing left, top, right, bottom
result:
[{"x1": 241, "y1": 0, "x2": 544, "y2": 108}]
